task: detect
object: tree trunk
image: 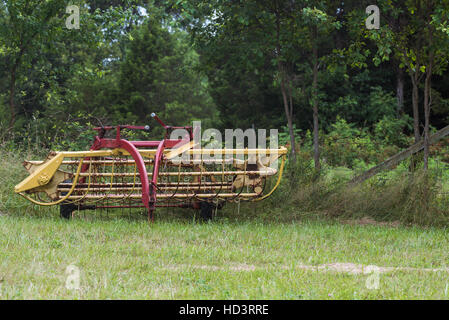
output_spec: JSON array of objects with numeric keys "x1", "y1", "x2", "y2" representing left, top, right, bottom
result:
[
  {"x1": 423, "y1": 76, "x2": 430, "y2": 171},
  {"x1": 423, "y1": 39, "x2": 434, "y2": 171},
  {"x1": 8, "y1": 46, "x2": 26, "y2": 130},
  {"x1": 411, "y1": 74, "x2": 420, "y2": 143},
  {"x1": 396, "y1": 66, "x2": 404, "y2": 117},
  {"x1": 312, "y1": 27, "x2": 320, "y2": 171},
  {"x1": 8, "y1": 66, "x2": 17, "y2": 129},
  {"x1": 280, "y1": 76, "x2": 297, "y2": 160},
  {"x1": 275, "y1": 9, "x2": 296, "y2": 161}
]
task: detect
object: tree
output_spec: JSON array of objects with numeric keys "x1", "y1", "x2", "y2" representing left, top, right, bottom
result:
[
  {"x1": 175, "y1": 0, "x2": 303, "y2": 158},
  {"x1": 117, "y1": 13, "x2": 217, "y2": 136},
  {"x1": 0, "y1": 0, "x2": 67, "y2": 130},
  {"x1": 300, "y1": 4, "x2": 340, "y2": 170},
  {"x1": 421, "y1": 2, "x2": 449, "y2": 169},
  {"x1": 177, "y1": 0, "x2": 339, "y2": 166},
  {"x1": 364, "y1": 0, "x2": 449, "y2": 169}
]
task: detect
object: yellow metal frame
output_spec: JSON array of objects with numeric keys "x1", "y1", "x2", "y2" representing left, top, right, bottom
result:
[
  {"x1": 18, "y1": 158, "x2": 84, "y2": 206},
  {"x1": 15, "y1": 153, "x2": 65, "y2": 193}
]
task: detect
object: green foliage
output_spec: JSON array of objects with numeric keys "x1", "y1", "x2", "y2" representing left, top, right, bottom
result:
[
  {"x1": 278, "y1": 124, "x2": 302, "y2": 146},
  {"x1": 321, "y1": 117, "x2": 378, "y2": 168},
  {"x1": 1, "y1": 0, "x2": 448, "y2": 150},
  {"x1": 0, "y1": 2, "x2": 218, "y2": 146},
  {"x1": 318, "y1": 115, "x2": 414, "y2": 168},
  {"x1": 374, "y1": 115, "x2": 413, "y2": 148},
  {"x1": 367, "y1": 86, "x2": 397, "y2": 120},
  {"x1": 118, "y1": 20, "x2": 217, "y2": 136},
  {"x1": 51, "y1": 118, "x2": 96, "y2": 151}
]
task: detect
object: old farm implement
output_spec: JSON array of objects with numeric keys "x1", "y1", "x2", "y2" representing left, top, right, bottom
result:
[{"x1": 15, "y1": 114, "x2": 287, "y2": 221}]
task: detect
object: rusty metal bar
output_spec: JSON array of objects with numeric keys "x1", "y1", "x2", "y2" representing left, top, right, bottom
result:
[
  {"x1": 64, "y1": 193, "x2": 259, "y2": 199},
  {"x1": 77, "y1": 170, "x2": 275, "y2": 177},
  {"x1": 58, "y1": 186, "x2": 233, "y2": 192}
]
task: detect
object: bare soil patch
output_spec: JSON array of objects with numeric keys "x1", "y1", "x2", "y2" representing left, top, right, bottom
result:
[{"x1": 162, "y1": 262, "x2": 449, "y2": 274}]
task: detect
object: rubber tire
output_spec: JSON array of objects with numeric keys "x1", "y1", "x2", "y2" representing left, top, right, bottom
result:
[
  {"x1": 60, "y1": 179, "x2": 74, "y2": 219},
  {"x1": 200, "y1": 202, "x2": 214, "y2": 222},
  {"x1": 60, "y1": 203, "x2": 75, "y2": 219}
]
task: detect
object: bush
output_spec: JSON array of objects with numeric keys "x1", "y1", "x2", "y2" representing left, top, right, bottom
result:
[
  {"x1": 374, "y1": 115, "x2": 413, "y2": 148},
  {"x1": 320, "y1": 116, "x2": 411, "y2": 168},
  {"x1": 321, "y1": 117, "x2": 380, "y2": 167}
]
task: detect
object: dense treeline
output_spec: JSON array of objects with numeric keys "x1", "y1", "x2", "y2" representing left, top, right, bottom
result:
[{"x1": 0, "y1": 0, "x2": 448, "y2": 168}]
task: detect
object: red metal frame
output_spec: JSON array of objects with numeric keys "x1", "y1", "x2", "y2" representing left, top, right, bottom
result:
[{"x1": 85, "y1": 114, "x2": 193, "y2": 220}]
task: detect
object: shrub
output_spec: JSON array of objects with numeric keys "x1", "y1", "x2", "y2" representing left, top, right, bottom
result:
[
  {"x1": 374, "y1": 115, "x2": 413, "y2": 148},
  {"x1": 321, "y1": 117, "x2": 379, "y2": 167}
]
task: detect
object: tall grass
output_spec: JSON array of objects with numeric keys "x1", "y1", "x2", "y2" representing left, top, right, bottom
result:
[
  {"x1": 322, "y1": 172, "x2": 448, "y2": 226},
  {"x1": 0, "y1": 146, "x2": 54, "y2": 217},
  {"x1": 223, "y1": 155, "x2": 449, "y2": 227},
  {"x1": 239, "y1": 156, "x2": 449, "y2": 227}
]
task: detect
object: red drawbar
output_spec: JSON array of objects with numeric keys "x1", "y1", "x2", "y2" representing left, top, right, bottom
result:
[{"x1": 90, "y1": 138, "x2": 150, "y2": 212}]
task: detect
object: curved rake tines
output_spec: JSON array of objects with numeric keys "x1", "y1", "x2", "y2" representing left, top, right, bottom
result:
[
  {"x1": 55, "y1": 155, "x2": 144, "y2": 210},
  {"x1": 152, "y1": 151, "x2": 267, "y2": 205},
  {"x1": 83, "y1": 156, "x2": 141, "y2": 203}
]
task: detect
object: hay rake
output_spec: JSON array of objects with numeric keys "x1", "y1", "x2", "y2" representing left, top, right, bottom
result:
[{"x1": 15, "y1": 114, "x2": 287, "y2": 221}]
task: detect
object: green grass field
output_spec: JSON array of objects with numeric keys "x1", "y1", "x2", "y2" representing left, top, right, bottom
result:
[{"x1": 0, "y1": 214, "x2": 448, "y2": 299}]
